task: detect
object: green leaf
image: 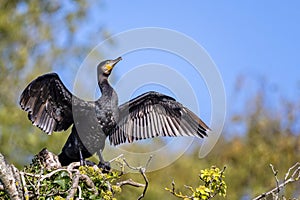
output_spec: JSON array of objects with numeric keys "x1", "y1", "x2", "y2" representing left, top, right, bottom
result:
[{"x1": 53, "y1": 178, "x2": 68, "y2": 190}]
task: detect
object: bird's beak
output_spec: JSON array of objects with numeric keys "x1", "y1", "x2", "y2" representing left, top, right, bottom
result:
[
  {"x1": 105, "y1": 57, "x2": 122, "y2": 73},
  {"x1": 112, "y1": 57, "x2": 122, "y2": 67}
]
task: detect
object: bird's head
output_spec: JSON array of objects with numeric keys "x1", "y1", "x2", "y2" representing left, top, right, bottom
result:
[{"x1": 97, "y1": 57, "x2": 122, "y2": 77}]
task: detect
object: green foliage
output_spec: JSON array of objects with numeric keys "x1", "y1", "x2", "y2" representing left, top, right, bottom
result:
[
  {"x1": 0, "y1": 188, "x2": 9, "y2": 199},
  {"x1": 0, "y1": 0, "x2": 106, "y2": 168},
  {"x1": 1, "y1": 0, "x2": 299, "y2": 199},
  {"x1": 165, "y1": 166, "x2": 227, "y2": 200},
  {"x1": 115, "y1": 85, "x2": 300, "y2": 200},
  {"x1": 20, "y1": 157, "x2": 122, "y2": 199},
  {"x1": 79, "y1": 166, "x2": 122, "y2": 199},
  {"x1": 198, "y1": 167, "x2": 227, "y2": 198}
]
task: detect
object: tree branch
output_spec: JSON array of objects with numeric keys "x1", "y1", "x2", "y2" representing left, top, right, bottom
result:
[
  {"x1": 0, "y1": 149, "x2": 152, "y2": 199},
  {"x1": 252, "y1": 162, "x2": 300, "y2": 200},
  {"x1": 117, "y1": 155, "x2": 153, "y2": 200},
  {"x1": 165, "y1": 180, "x2": 193, "y2": 199},
  {"x1": 137, "y1": 167, "x2": 149, "y2": 200},
  {"x1": 269, "y1": 164, "x2": 280, "y2": 194},
  {"x1": 0, "y1": 152, "x2": 23, "y2": 199},
  {"x1": 117, "y1": 179, "x2": 145, "y2": 188},
  {"x1": 66, "y1": 171, "x2": 80, "y2": 200}
]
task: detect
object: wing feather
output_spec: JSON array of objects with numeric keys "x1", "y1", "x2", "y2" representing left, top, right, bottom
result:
[
  {"x1": 109, "y1": 91, "x2": 210, "y2": 145},
  {"x1": 150, "y1": 110, "x2": 159, "y2": 136},
  {"x1": 19, "y1": 73, "x2": 79, "y2": 134}
]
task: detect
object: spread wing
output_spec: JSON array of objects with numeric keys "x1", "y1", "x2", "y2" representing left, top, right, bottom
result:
[
  {"x1": 109, "y1": 91, "x2": 210, "y2": 145},
  {"x1": 19, "y1": 73, "x2": 76, "y2": 134}
]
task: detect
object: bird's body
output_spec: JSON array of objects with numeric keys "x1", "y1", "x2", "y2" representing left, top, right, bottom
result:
[{"x1": 19, "y1": 57, "x2": 210, "y2": 168}]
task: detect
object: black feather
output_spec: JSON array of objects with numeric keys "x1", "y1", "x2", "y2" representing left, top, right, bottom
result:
[{"x1": 19, "y1": 58, "x2": 210, "y2": 167}]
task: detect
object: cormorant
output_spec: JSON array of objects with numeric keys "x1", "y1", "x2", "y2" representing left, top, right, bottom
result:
[{"x1": 19, "y1": 57, "x2": 210, "y2": 170}]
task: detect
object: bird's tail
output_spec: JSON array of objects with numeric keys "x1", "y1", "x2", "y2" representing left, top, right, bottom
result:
[{"x1": 58, "y1": 151, "x2": 77, "y2": 166}]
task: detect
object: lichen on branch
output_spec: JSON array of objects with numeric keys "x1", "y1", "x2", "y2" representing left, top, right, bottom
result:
[{"x1": 0, "y1": 149, "x2": 149, "y2": 200}]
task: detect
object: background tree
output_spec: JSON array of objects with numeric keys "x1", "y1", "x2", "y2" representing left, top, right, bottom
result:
[
  {"x1": 112, "y1": 82, "x2": 300, "y2": 200},
  {"x1": 0, "y1": 0, "x2": 108, "y2": 168},
  {"x1": 0, "y1": 0, "x2": 299, "y2": 199}
]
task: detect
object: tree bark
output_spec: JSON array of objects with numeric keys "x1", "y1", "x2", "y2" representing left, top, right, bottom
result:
[{"x1": 0, "y1": 153, "x2": 23, "y2": 199}]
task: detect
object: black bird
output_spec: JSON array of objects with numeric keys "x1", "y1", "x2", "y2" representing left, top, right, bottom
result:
[{"x1": 19, "y1": 57, "x2": 210, "y2": 169}]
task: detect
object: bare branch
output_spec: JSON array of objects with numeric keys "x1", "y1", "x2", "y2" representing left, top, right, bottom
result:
[
  {"x1": 137, "y1": 167, "x2": 149, "y2": 200},
  {"x1": 67, "y1": 162, "x2": 81, "y2": 171},
  {"x1": 221, "y1": 166, "x2": 227, "y2": 174},
  {"x1": 77, "y1": 185, "x2": 83, "y2": 200},
  {"x1": 117, "y1": 179, "x2": 145, "y2": 188},
  {"x1": 109, "y1": 154, "x2": 124, "y2": 163},
  {"x1": 122, "y1": 156, "x2": 153, "y2": 171},
  {"x1": 117, "y1": 156, "x2": 153, "y2": 200},
  {"x1": 80, "y1": 174, "x2": 98, "y2": 195},
  {"x1": 145, "y1": 155, "x2": 153, "y2": 169},
  {"x1": 1, "y1": 149, "x2": 152, "y2": 199},
  {"x1": 66, "y1": 171, "x2": 80, "y2": 200},
  {"x1": 0, "y1": 152, "x2": 23, "y2": 199},
  {"x1": 284, "y1": 162, "x2": 300, "y2": 181},
  {"x1": 165, "y1": 180, "x2": 192, "y2": 199},
  {"x1": 252, "y1": 162, "x2": 300, "y2": 200},
  {"x1": 19, "y1": 172, "x2": 29, "y2": 200},
  {"x1": 40, "y1": 168, "x2": 73, "y2": 182}
]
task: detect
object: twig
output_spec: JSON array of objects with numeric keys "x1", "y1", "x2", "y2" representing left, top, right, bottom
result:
[
  {"x1": 252, "y1": 162, "x2": 300, "y2": 200},
  {"x1": 23, "y1": 172, "x2": 36, "y2": 197},
  {"x1": 220, "y1": 166, "x2": 227, "y2": 174},
  {"x1": 37, "y1": 167, "x2": 72, "y2": 198},
  {"x1": 122, "y1": 155, "x2": 153, "y2": 171},
  {"x1": 145, "y1": 155, "x2": 153, "y2": 169},
  {"x1": 171, "y1": 180, "x2": 175, "y2": 194},
  {"x1": 19, "y1": 172, "x2": 29, "y2": 200},
  {"x1": 22, "y1": 168, "x2": 73, "y2": 182},
  {"x1": 77, "y1": 185, "x2": 83, "y2": 200},
  {"x1": 67, "y1": 162, "x2": 81, "y2": 171},
  {"x1": 284, "y1": 162, "x2": 300, "y2": 181},
  {"x1": 117, "y1": 179, "x2": 145, "y2": 187},
  {"x1": 184, "y1": 185, "x2": 195, "y2": 194},
  {"x1": 289, "y1": 163, "x2": 300, "y2": 180},
  {"x1": 270, "y1": 164, "x2": 280, "y2": 194},
  {"x1": 41, "y1": 168, "x2": 73, "y2": 182},
  {"x1": 166, "y1": 180, "x2": 192, "y2": 199},
  {"x1": 80, "y1": 174, "x2": 98, "y2": 195},
  {"x1": 1, "y1": 150, "x2": 153, "y2": 199},
  {"x1": 65, "y1": 166, "x2": 97, "y2": 199},
  {"x1": 109, "y1": 154, "x2": 124, "y2": 163},
  {"x1": 21, "y1": 165, "x2": 75, "y2": 198},
  {"x1": 66, "y1": 171, "x2": 80, "y2": 200},
  {"x1": 119, "y1": 156, "x2": 153, "y2": 200},
  {"x1": 137, "y1": 167, "x2": 149, "y2": 200}
]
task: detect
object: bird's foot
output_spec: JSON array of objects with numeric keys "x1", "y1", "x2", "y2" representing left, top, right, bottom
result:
[
  {"x1": 98, "y1": 161, "x2": 111, "y2": 173},
  {"x1": 80, "y1": 159, "x2": 96, "y2": 166},
  {"x1": 85, "y1": 160, "x2": 96, "y2": 166}
]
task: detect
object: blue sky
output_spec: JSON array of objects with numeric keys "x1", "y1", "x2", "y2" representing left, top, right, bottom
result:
[
  {"x1": 97, "y1": 2, "x2": 298, "y2": 109},
  {"x1": 60, "y1": 1, "x2": 300, "y2": 134},
  {"x1": 96, "y1": 1, "x2": 300, "y2": 92}
]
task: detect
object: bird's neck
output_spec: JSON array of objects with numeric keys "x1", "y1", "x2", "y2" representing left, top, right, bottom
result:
[{"x1": 98, "y1": 78, "x2": 114, "y2": 97}]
